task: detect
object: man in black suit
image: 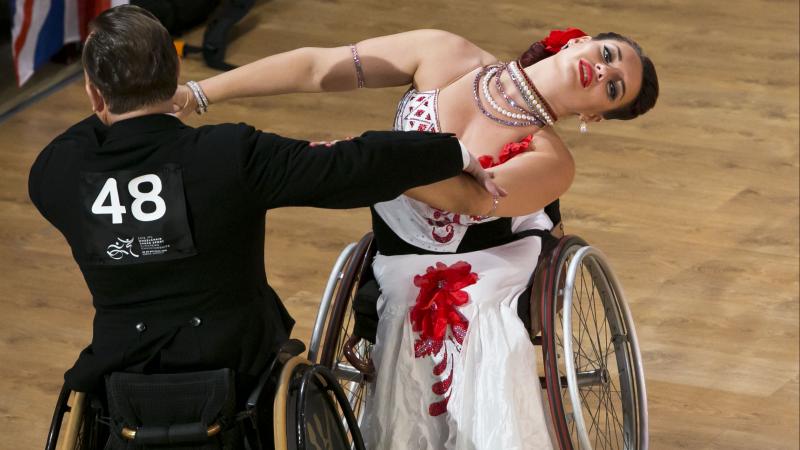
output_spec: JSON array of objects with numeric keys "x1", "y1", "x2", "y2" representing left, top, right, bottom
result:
[{"x1": 28, "y1": 5, "x2": 495, "y2": 399}]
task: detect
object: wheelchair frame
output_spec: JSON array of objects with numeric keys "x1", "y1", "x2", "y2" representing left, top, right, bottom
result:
[
  {"x1": 308, "y1": 232, "x2": 649, "y2": 450},
  {"x1": 46, "y1": 343, "x2": 365, "y2": 450}
]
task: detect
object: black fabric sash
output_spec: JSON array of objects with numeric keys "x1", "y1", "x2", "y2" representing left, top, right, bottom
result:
[{"x1": 370, "y1": 208, "x2": 553, "y2": 256}]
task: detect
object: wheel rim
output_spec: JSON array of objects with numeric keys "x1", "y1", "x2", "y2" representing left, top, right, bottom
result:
[
  {"x1": 309, "y1": 243, "x2": 358, "y2": 363},
  {"x1": 555, "y1": 246, "x2": 646, "y2": 450},
  {"x1": 319, "y1": 234, "x2": 374, "y2": 432}
]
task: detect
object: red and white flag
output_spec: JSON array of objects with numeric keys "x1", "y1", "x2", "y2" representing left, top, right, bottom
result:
[{"x1": 10, "y1": 0, "x2": 129, "y2": 86}]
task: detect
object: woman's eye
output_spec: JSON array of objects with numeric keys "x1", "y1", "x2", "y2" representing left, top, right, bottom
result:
[
  {"x1": 602, "y1": 46, "x2": 611, "y2": 63},
  {"x1": 607, "y1": 81, "x2": 617, "y2": 100}
]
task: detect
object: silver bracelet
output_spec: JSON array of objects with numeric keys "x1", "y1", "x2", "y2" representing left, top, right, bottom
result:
[{"x1": 186, "y1": 80, "x2": 209, "y2": 114}]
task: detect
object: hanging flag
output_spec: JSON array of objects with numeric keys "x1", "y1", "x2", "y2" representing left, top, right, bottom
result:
[{"x1": 10, "y1": 0, "x2": 129, "y2": 87}]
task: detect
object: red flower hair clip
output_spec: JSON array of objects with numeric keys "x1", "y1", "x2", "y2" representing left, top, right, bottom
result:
[{"x1": 540, "y1": 27, "x2": 588, "y2": 55}]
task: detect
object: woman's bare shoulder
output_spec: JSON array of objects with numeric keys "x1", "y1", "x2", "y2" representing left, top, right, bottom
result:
[
  {"x1": 532, "y1": 127, "x2": 574, "y2": 174},
  {"x1": 533, "y1": 127, "x2": 570, "y2": 155},
  {"x1": 411, "y1": 30, "x2": 498, "y2": 90}
]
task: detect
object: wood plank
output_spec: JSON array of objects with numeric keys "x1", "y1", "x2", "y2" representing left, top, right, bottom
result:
[{"x1": 0, "y1": 0, "x2": 796, "y2": 448}]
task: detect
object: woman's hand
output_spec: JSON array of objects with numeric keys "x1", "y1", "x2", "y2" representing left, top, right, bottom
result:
[
  {"x1": 171, "y1": 84, "x2": 197, "y2": 119},
  {"x1": 309, "y1": 137, "x2": 353, "y2": 147}
]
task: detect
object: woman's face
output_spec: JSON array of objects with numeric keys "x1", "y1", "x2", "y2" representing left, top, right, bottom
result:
[{"x1": 554, "y1": 36, "x2": 643, "y2": 118}]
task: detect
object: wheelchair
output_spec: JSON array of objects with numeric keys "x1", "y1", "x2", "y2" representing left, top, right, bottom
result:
[
  {"x1": 45, "y1": 340, "x2": 365, "y2": 450},
  {"x1": 308, "y1": 231, "x2": 649, "y2": 450}
]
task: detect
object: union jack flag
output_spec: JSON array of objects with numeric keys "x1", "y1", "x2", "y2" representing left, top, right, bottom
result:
[{"x1": 9, "y1": 0, "x2": 129, "y2": 86}]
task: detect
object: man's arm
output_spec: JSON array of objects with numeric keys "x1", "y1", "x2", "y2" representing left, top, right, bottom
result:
[
  {"x1": 29, "y1": 115, "x2": 106, "y2": 217},
  {"x1": 405, "y1": 133, "x2": 574, "y2": 217},
  {"x1": 231, "y1": 126, "x2": 469, "y2": 209}
]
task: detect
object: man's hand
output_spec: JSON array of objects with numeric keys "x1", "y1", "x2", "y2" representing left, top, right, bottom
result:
[{"x1": 464, "y1": 152, "x2": 508, "y2": 198}]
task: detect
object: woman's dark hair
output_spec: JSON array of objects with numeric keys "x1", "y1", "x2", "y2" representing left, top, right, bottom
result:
[
  {"x1": 82, "y1": 5, "x2": 178, "y2": 114},
  {"x1": 519, "y1": 32, "x2": 658, "y2": 121}
]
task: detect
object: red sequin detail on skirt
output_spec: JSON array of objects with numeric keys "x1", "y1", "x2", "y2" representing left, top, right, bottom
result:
[{"x1": 410, "y1": 261, "x2": 478, "y2": 417}]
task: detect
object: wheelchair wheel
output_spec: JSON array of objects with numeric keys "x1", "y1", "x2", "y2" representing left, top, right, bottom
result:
[
  {"x1": 273, "y1": 356, "x2": 365, "y2": 450},
  {"x1": 308, "y1": 242, "x2": 358, "y2": 363},
  {"x1": 541, "y1": 238, "x2": 648, "y2": 450},
  {"x1": 46, "y1": 386, "x2": 104, "y2": 450},
  {"x1": 316, "y1": 233, "x2": 375, "y2": 427}
]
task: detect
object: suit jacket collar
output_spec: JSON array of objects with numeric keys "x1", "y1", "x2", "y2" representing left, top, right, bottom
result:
[{"x1": 100, "y1": 114, "x2": 186, "y2": 153}]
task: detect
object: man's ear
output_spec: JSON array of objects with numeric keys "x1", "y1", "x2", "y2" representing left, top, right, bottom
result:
[{"x1": 84, "y1": 74, "x2": 105, "y2": 114}]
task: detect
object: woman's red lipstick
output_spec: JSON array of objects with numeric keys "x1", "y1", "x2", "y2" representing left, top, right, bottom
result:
[{"x1": 579, "y1": 59, "x2": 593, "y2": 88}]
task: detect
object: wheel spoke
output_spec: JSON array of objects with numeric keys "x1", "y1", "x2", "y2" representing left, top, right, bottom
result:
[
  {"x1": 606, "y1": 383, "x2": 625, "y2": 432},
  {"x1": 597, "y1": 383, "x2": 615, "y2": 450},
  {"x1": 576, "y1": 266, "x2": 603, "y2": 367},
  {"x1": 572, "y1": 297, "x2": 601, "y2": 368},
  {"x1": 547, "y1": 244, "x2": 646, "y2": 450},
  {"x1": 573, "y1": 278, "x2": 589, "y2": 370},
  {"x1": 578, "y1": 385, "x2": 601, "y2": 440},
  {"x1": 585, "y1": 266, "x2": 605, "y2": 371}
]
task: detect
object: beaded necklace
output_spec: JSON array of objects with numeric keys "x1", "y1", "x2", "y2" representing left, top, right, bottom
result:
[
  {"x1": 472, "y1": 63, "x2": 557, "y2": 128},
  {"x1": 481, "y1": 65, "x2": 539, "y2": 123},
  {"x1": 515, "y1": 61, "x2": 558, "y2": 121},
  {"x1": 506, "y1": 60, "x2": 556, "y2": 126}
]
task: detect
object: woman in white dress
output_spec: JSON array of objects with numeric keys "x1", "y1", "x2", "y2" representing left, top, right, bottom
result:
[{"x1": 174, "y1": 27, "x2": 658, "y2": 449}]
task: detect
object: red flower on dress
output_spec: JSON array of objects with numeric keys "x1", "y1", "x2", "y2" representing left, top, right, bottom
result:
[
  {"x1": 498, "y1": 134, "x2": 533, "y2": 165},
  {"x1": 410, "y1": 261, "x2": 478, "y2": 416},
  {"x1": 478, "y1": 155, "x2": 495, "y2": 169},
  {"x1": 479, "y1": 134, "x2": 534, "y2": 169},
  {"x1": 410, "y1": 261, "x2": 477, "y2": 348},
  {"x1": 540, "y1": 27, "x2": 588, "y2": 55}
]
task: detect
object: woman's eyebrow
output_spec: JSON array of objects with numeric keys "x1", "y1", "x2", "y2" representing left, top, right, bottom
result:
[{"x1": 613, "y1": 44, "x2": 626, "y2": 100}]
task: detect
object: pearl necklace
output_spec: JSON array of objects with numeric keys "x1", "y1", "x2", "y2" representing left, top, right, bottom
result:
[
  {"x1": 494, "y1": 64, "x2": 541, "y2": 119},
  {"x1": 473, "y1": 64, "x2": 544, "y2": 128},
  {"x1": 482, "y1": 66, "x2": 539, "y2": 122},
  {"x1": 507, "y1": 61, "x2": 556, "y2": 126}
]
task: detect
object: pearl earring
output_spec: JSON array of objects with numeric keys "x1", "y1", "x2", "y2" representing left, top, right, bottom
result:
[{"x1": 579, "y1": 119, "x2": 588, "y2": 134}]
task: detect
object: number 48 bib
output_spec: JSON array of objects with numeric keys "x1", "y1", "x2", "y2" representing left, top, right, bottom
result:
[{"x1": 80, "y1": 164, "x2": 197, "y2": 265}]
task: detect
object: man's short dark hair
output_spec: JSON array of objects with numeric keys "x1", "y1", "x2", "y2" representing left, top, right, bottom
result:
[{"x1": 82, "y1": 5, "x2": 178, "y2": 114}]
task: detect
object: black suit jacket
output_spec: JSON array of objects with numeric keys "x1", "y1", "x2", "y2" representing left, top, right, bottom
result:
[{"x1": 28, "y1": 114, "x2": 464, "y2": 393}]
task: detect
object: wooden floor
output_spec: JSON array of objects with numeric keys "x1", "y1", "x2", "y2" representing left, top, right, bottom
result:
[{"x1": 1, "y1": 0, "x2": 798, "y2": 448}]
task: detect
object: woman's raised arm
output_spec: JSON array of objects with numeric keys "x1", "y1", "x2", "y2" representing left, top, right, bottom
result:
[{"x1": 173, "y1": 29, "x2": 492, "y2": 115}]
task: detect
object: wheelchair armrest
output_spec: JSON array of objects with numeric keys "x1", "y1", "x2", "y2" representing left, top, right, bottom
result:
[
  {"x1": 280, "y1": 339, "x2": 306, "y2": 357},
  {"x1": 245, "y1": 339, "x2": 306, "y2": 409}
]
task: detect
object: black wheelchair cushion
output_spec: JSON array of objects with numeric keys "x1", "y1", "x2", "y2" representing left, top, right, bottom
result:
[
  {"x1": 517, "y1": 284, "x2": 535, "y2": 334},
  {"x1": 352, "y1": 279, "x2": 380, "y2": 344},
  {"x1": 105, "y1": 369, "x2": 238, "y2": 449},
  {"x1": 516, "y1": 230, "x2": 560, "y2": 335}
]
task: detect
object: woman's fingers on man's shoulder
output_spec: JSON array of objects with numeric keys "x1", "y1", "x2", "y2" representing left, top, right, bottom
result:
[{"x1": 309, "y1": 136, "x2": 355, "y2": 147}]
